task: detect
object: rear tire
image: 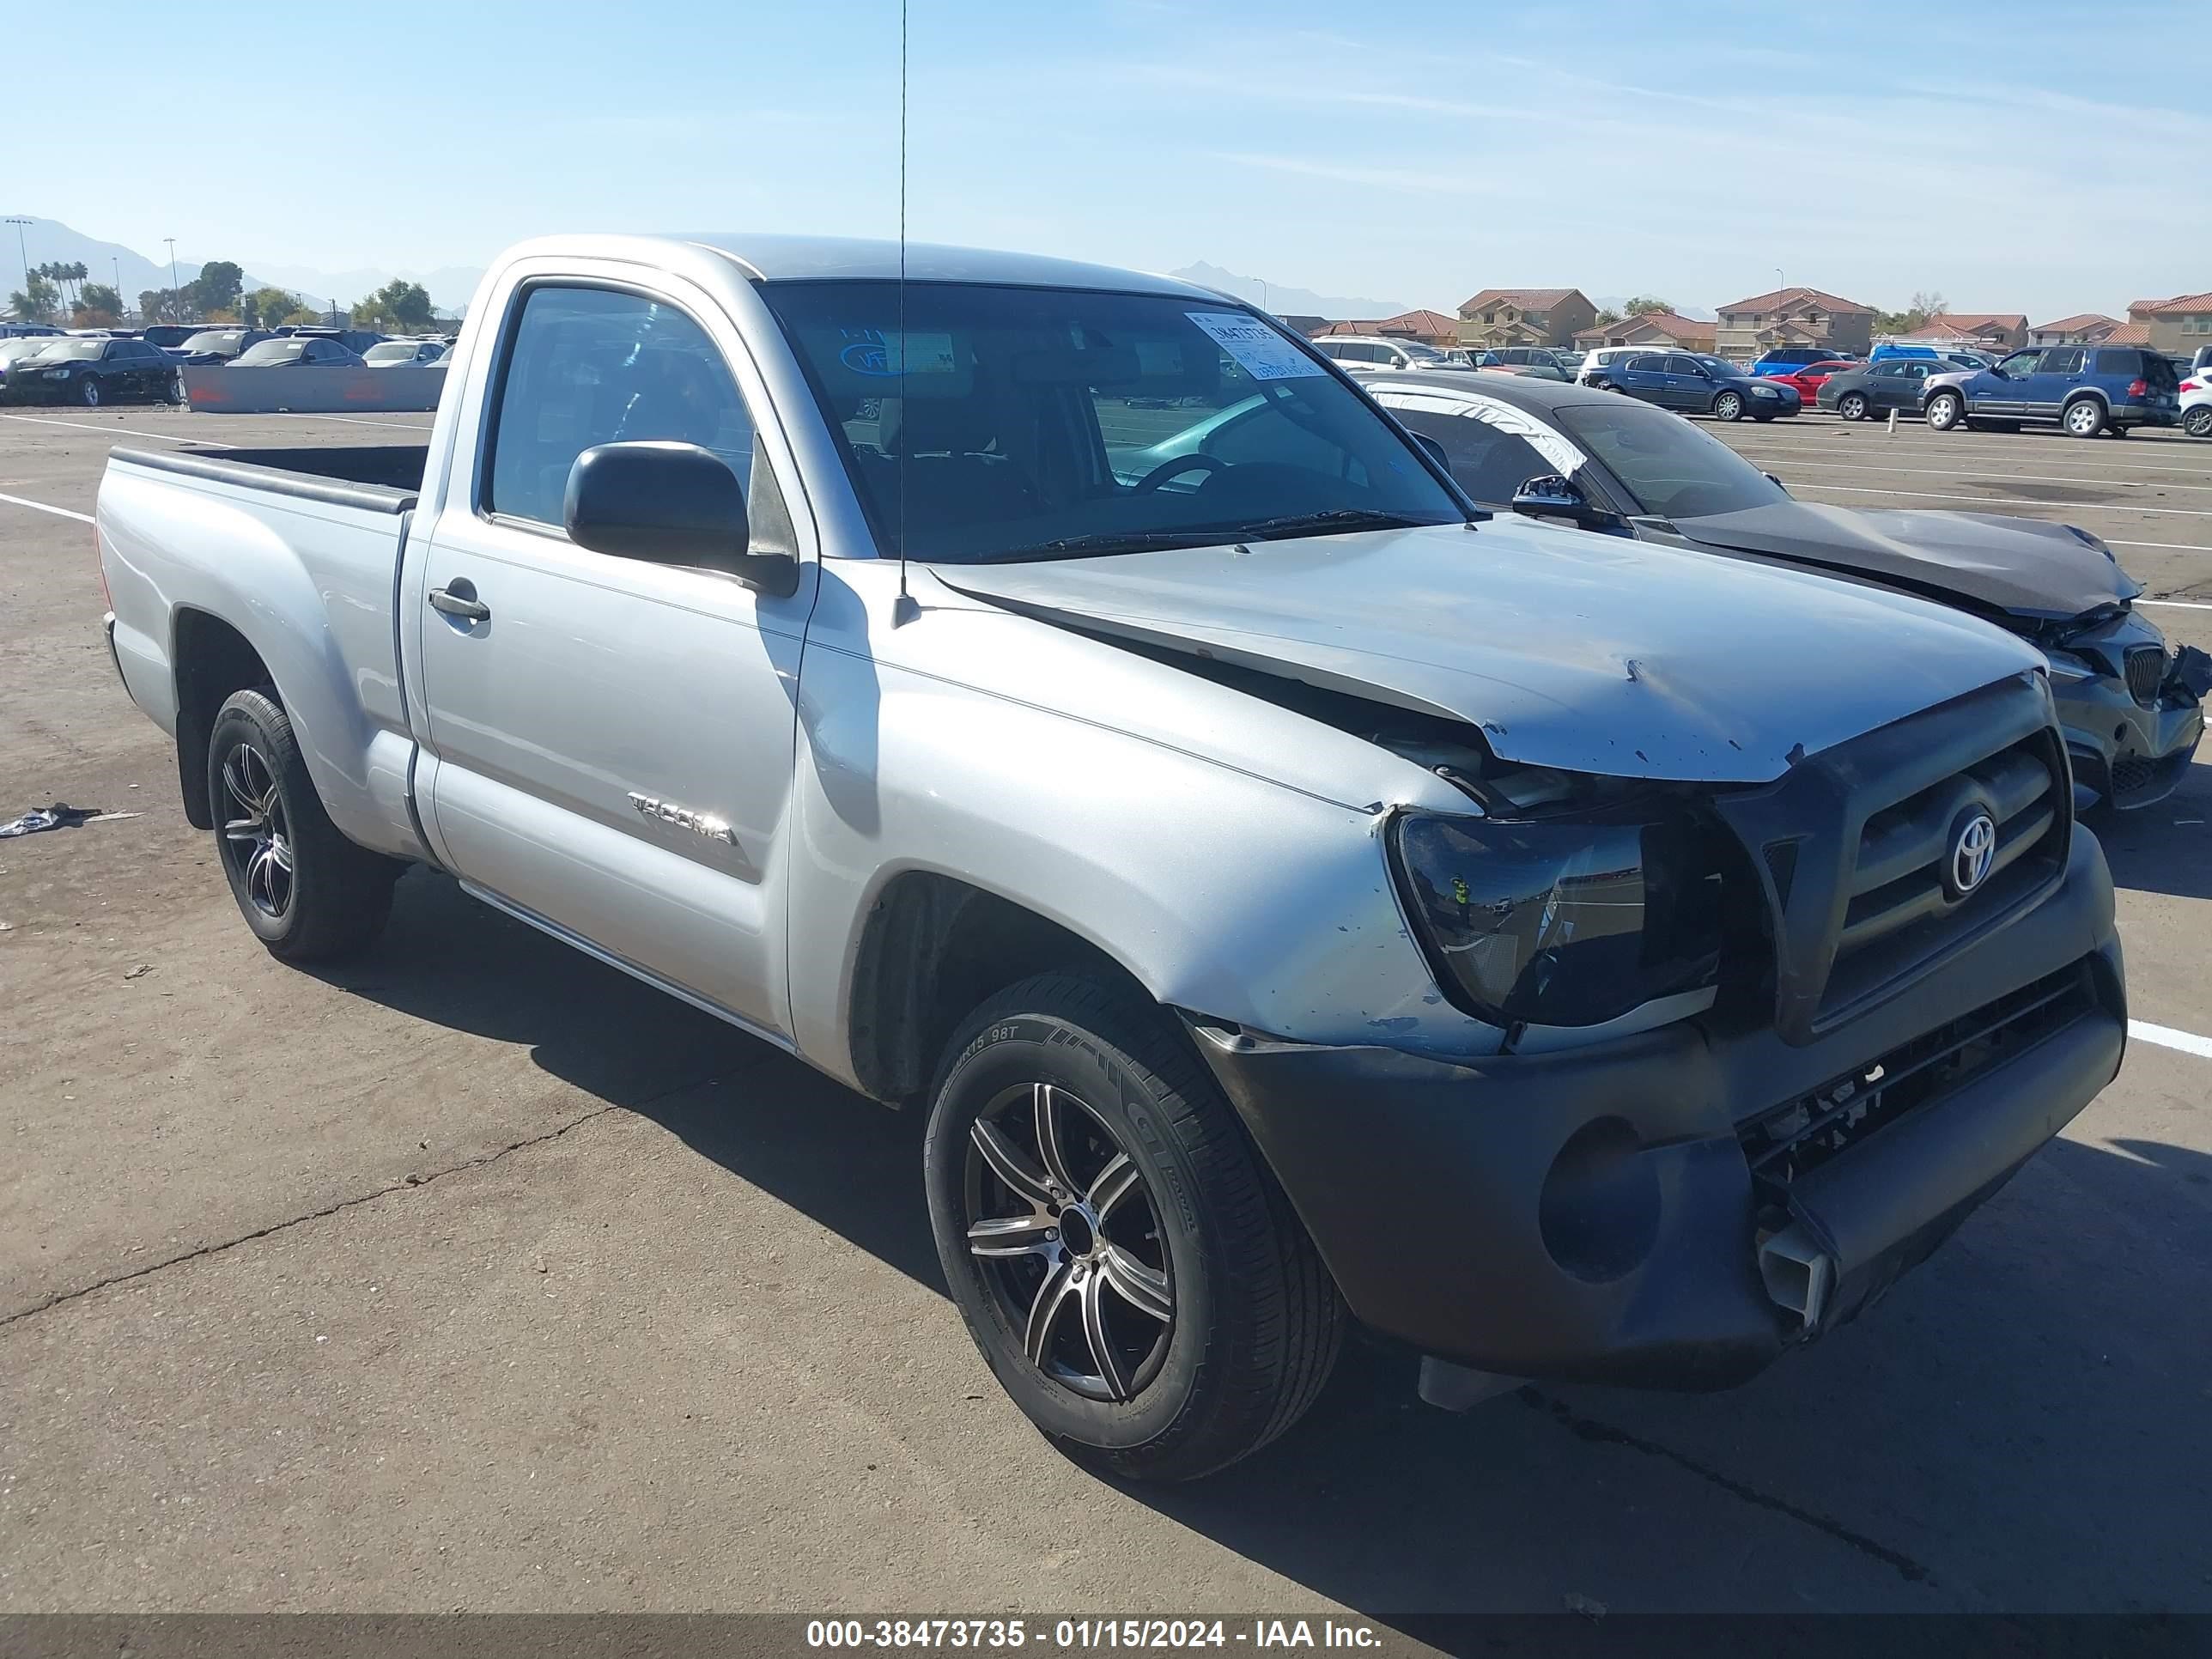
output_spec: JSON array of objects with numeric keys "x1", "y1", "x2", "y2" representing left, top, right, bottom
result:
[
  {"x1": 924, "y1": 971, "x2": 1343, "y2": 1482},
  {"x1": 1838, "y1": 392, "x2": 1869, "y2": 421},
  {"x1": 2063, "y1": 396, "x2": 2106, "y2": 438},
  {"x1": 1924, "y1": 391, "x2": 1964, "y2": 431},
  {"x1": 207, "y1": 689, "x2": 400, "y2": 963}
]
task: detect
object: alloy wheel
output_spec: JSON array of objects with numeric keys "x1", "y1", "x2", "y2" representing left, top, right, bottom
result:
[
  {"x1": 2185, "y1": 407, "x2": 2212, "y2": 438},
  {"x1": 1928, "y1": 394, "x2": 1960, "y2": 430},
  {"x1": 1840, "y1": 393, "x2": 1867, "y2": 421},
  {"x1": 219, "y1": 742, "x2": 295, "y2": 920},
  {"x1": 81, "y1": 380, "x2": 101, "y2": 407},
  {"x1": 1715, "y1": 392, "x2": 1741, "y2": 421},
  {"x1": 964, "y1": 1080, "x2": 1174, "y2": 1402},
  {"x1": 2064, "y1": 400, "x2": 2103, "y2": 436}
]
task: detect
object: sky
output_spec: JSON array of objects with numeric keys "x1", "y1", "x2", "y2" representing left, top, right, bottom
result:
[{"x1": 11, "y1": 0, "x2": 2209, "y2": 319}]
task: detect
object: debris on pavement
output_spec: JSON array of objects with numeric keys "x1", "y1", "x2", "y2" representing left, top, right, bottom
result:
[{"x1": 2, "y1": 804, "x2": 98, "y2": 838}]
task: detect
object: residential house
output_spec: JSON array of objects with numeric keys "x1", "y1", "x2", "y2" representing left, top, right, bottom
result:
[
  {"x1": 1909, "y1": 313, "x2": 2028, "y2": 353},
  {"x1": 1713, "y1": 285, "x2": 1876, "y2": 363},
  {"x1": 2027, "y1": 313, "x2": 2119, "y2": 347},
  {"x1": 2127, "y1": 293, "x2": 2212, "y2": 355},
  {"x1": 1275, "y1": 313, "x2": 1328, "y2": 337},
  {"x1": 1570, "y1": 311, "x2": 1717, "y2": 352},
  {"x1": 1455, "y1": 288, "x2": 1597, "y2": 349},
  {"x1": 1312, "y1": 309, "x2": 1462, "y2": 347}
]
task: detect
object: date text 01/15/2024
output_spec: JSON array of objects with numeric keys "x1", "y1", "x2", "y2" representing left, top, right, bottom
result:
[{"x1": 803, "y1": 1620, "x2": 1384, "y2": 1650}]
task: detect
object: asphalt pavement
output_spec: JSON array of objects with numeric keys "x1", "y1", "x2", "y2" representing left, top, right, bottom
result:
[{"x1": 2, "y1": 403, "x2": 2208, "y2": 1623}]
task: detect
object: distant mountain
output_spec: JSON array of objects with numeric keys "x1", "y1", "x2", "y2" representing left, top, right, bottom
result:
[
  {"x1": 1170, "y1": 261, "x2": 1409, "y2": 320},
  {"x1": 0, "y1": 216, "x2": 478, "y2": 315}
]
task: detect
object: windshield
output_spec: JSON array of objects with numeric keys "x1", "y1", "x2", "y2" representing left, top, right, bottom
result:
[
  {"x1": 39, "y1": 340, "x2": 105, "y2": 362},
  {"x1": 0, "y1": 338, "x2": 62, "y2": 362},
  {"x1": 1555, "y1": 400, "x2": 1787, "y2": 520},
  {"x1": 181, "y1": 331, "x2": 245, "y2": 355},
  {"x1": 1397, "y1": 341, "x2": 1449, "y2": 363},
  {"x1": 1691, "y1": 356, "x2": 1737, "y2": 377},
  {"x1": 234, "y1": 341, "x2": 307, "y2": 366},
  {"x1": 763, "y1": 280, "x2": 1466, "y2": 563},
  {"x1": 364, "y1": 343, "x2": 417, "y2": 362}
]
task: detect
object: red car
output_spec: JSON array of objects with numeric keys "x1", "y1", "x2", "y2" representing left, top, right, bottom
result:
[{"x1": 1761, "y1": 359, "x2": 1857, "y2": 402}]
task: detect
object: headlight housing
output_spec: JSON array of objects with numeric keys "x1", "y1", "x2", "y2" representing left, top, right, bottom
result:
[
  {"x1": 1389, "y1": 808, "x2": 1725, "y2": 1030},
  {"x1": 42, "y1": 368, "x2": 70, "y2": 380}
]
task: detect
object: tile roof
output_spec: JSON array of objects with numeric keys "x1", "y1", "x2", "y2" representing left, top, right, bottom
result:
[
  {"x1": 2147, "y1": 291, "x2": 2212, "y2": 313},
  {"x1": 2031, "y1": 313, "x2": 2118, "y2": 332},
  {"x1": 2100, "y1": 321, "x2": 2152, "y2": 345},
  {"x1": 1717, "y1": 284, "x2": 1875, "y2": 317},
  {"x1": 1924, "y1": 312, "x2": 2027, "y2": 331},
  {"x1": 1380, "y1": 308, "x2": 1463, "y2": 336},
  {"x1": 1458, "y1": 287, "x2": 1582, "y2": 315},
  {"x1": 1572, "y1": 311, "x2": 1714, "y2": 343}
]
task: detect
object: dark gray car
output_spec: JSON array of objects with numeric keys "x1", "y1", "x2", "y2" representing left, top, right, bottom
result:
[{"x1": 1361, "y1": 372, "x2": 2207, "y2": 810}]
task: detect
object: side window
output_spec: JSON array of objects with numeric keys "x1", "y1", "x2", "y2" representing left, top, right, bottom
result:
[
  {"x1": 1997, "y1": 350, "x2": 2045, "y2": 377},
  {"x1": 1390, "y1": 404, "x2": 1565, "y2": 505},
  {"x1": 2090, "y1": 349, "x2": 2136, "y2": 377},
  {"x1": 1625, "y1": 355, "x2": 1662, "y2": 373},
  {"x1": 2044, "y1": 348, "x2": 2085, "y2": 375},
  {"x1": 1664, "y1": 355, "x2": 1702, "y2": 375},
  {"x1": 487, "y1": 285, "x2": 758, "y2": 528}
]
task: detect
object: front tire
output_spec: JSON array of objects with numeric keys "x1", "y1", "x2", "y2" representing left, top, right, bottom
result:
[
  {"x1": 2185, "y1": 406, "x2": 2212, "y2": 439},
  {"x1": 78, "y1": 377, "x2": 101, "y2": 407},
  {"x1": 1838, "y1": 392, "x2": 1869, "y2": 421},
  {"x1": 925, "y1": 972, "x2": 1343, "y2": 1482},
  {"x1": 1712, "y1": 390, "x2": 1744, "y2": 422},
  {"x1": 208, "y1": 689, "x2": 398, "y2": 962},
  {"x1": 1924, "y1": 391, "x2": 1964, "y2": 431},
  {"x1": 2063, "y1": 396, "x2": 2106, "y2": 438}
]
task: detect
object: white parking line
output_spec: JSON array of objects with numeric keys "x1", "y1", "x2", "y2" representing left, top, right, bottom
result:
[
  {"x1": 1747, "y1": 456, "x2": 2212, "y2": 493},
  {"x1": 2131, "y1": 1020, "x2": 2212, "y2": 1060},
  {"x1": 0, "y1": 412, "x2": 232, "y2": 447},
  {"x1": 0, "y1": 489, "x2": 94, "y2": 525},
  {"x1": 266, "y1": 412, "x2": 435, "y2": 431},
  {"x1": 1730, "y1": 431, "x2": 2212, "y2": 477},
  {"x1": 2139, "y1": 598, "x2": 2212, "y2": 611},
  {"x1": 2110, "y1": 540, "x2": 2212, "y2": 553},
  {"x1": 1787, "y1": 482, "x2": 2212, "y2": 518}
]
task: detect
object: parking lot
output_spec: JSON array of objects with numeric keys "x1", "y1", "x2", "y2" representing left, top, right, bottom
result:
[{"x1": 2, "y1": 403, "x2": 2208, "y2": 1620}]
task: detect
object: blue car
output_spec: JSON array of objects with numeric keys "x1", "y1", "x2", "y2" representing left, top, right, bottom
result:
[
  {"x1": 1870, "y1": 342, "x2": 1994, "y2": 371},
  {"x1": 1922, "y1": 343, "x2": 2183, "y2": 438},
  {"x1": 1747, "y1": 344, "x2": 1856, "y2": 376},
  {"x1": 1591, "y1": 349, "x2": 1802, "y2": 421}
]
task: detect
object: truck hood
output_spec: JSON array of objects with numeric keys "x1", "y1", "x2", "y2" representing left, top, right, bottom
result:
[
  {"x1": 933, "y1": 523, "x2": 2044, "y2": 785},
  {"x1": 1673, "y1": 501, "x2": 2139, "y2": 620}
]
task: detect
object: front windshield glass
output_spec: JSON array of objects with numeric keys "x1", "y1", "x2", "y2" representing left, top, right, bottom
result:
[
  {"x1": 1397, "y1": 341, "x2": 1448, "y2": 362},
  {"x1": 763, "y1": 281, "x2": 1465, "y2": 562},
  {"x1": 1692, "y1": 355, "x2": 1736, "y2": 377},
  {"x1": 364, "y1": 342, "x2": 416, "y2": 362},
  {"x1": 181, "y1": 331, "x2": 244, "y2": 355},
  {"x1": 234, "y1": 341, "x2": 305, "y2": 366},
  {"x1": 1554, "y1": 400, "x2": 1787, "y2": 520},
  {"x1": 39, "y1": 340, "x2": 104, "y2": 362}
]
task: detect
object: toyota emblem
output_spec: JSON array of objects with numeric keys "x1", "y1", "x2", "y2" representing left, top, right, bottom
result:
[{"x1": 1949, "y1": 811, "x2": 1996, "y2": 896}]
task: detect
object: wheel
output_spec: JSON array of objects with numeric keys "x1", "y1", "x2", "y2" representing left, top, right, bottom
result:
[
  {"x1": 1838, "y1": 392, "x2": 1869, "y2": 421},
  {"x1": 1924, "y1": 391, "x2": 1964, "y2": 431},
  {"x1": 208, "y1": 688, "x2": 399, "y2": 962},
  {"x1": 2185, "y1": 406, "x2": 2212, "y2": 439},
  {"x1": 1712, "y1": 390, "x2": 1744, "y2": 422},
  {"x1": 924, "y1": 972, "x2": 1344, "y2": 1482},
  {"x1": 78, "y1": 377, "x2": 102, "y2": 407},
  {"x1": 2063, "y1": 396, "x2": 2106, "y2": 438}
]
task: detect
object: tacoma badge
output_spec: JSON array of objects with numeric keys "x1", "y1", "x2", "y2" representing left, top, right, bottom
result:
[{"x1": 628, "y1": 792, "x2": 738, "y2": 845}]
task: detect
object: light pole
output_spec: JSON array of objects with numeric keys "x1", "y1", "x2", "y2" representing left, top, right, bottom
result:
[
  {"x1": 112, "y1": 256, "x2": 122, "y2": 316},
  {"x1": 165, "y1": 238, "x2": 181, "y2": 321},
  {"x1": 3, "y1": 216, "x2": 31, "y2": 311},
  {"x1": 1775, "y1": 265, "x2": 1786, "y2": 293}
]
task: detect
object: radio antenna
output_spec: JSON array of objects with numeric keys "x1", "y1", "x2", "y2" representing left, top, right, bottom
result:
[{"x1": 892, "y1": 0, "x2": 917, "y2": 624}]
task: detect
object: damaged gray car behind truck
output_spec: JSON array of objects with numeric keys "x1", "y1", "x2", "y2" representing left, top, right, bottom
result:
[{"x1": 94, "y1": 234, "x2": 2127, "y2": 1480}]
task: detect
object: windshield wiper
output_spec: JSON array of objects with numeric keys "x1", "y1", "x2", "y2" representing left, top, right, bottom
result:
[
  {"x1": 958, "y1": 530, "x2": 1234, "y2": 563},
  {"x1": 1234, "y1": 508, "x2": 1442, "y2": 541}
]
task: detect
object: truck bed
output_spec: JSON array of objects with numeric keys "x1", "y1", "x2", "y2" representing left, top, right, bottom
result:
[{"x1": 115, "y1": 444, "x2": 429, "y2": 514}]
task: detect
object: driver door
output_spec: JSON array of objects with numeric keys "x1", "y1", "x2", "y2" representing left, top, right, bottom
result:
[{"x1": 1982, "y1": 349, "x2": 2045, "y2": 416}]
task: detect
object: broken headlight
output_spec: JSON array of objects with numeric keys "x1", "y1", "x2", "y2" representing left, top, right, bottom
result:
[{"x1": 1389, "y1": 808, "x2": 1724, "y2": 1030}]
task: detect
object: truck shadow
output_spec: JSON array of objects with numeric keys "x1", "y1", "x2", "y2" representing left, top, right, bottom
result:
[
  {"x1": 2093, "y1": 759, "x2": 2212, "y2": 900},
  {"x1": 331, "y1": 867, "x2": 2211, "y2": 1616}
]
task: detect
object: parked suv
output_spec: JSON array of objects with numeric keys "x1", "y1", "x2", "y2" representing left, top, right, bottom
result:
[{"x1": 1923, "y1": 345, "x2": 2182, "y2": 437}]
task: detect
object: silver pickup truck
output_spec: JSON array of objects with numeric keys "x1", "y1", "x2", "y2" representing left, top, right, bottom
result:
[{"x1": 98, "y1": 234, "x2": 2127, "y2": 1480}]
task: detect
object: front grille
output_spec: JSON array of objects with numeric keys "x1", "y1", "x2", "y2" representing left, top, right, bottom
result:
[
  {"x1": 1739, "y1": 965, "x2": 2094, "y2": 1212},
  {"x1": 1822, "y1": 732, "x2": 2065, "y2": 1020},
  {"x1": 2124, "y1": 645, "x2": 2166, "y2": 707},
  {"x1": 2112, "y1": 753, "x2": 2160, "y2": 795}
]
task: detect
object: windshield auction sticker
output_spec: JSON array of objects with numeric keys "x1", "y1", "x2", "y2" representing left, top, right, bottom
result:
[{"x1": 1185, "y1": 312, "x2": 1325, "y2": 380}]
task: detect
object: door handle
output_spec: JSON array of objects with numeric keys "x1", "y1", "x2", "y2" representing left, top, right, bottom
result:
[{"x1": 428, "y1": 584, "x2": 490, "y2": 623}]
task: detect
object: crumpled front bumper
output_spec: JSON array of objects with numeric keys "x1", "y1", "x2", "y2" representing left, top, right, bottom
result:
[
  {"x1": 1186, "y1": 828, "x2": 2124, "y2": 1391},
  {"x1": 2056, "y1": 642, "x2": 2209, "y2": 811}
]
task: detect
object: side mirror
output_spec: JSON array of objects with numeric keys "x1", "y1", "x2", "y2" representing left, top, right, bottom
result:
[
  {"x1": 1510, "y1": 473, "x2": 1612, "y2": 527},
  {"x1": 564, "y1": 441, "x2": 798, "y2": 597}
]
